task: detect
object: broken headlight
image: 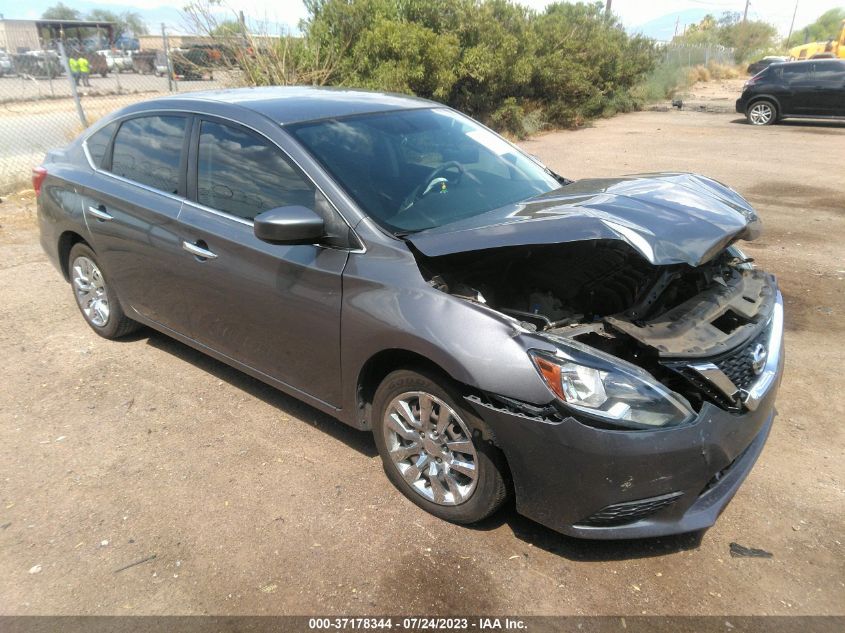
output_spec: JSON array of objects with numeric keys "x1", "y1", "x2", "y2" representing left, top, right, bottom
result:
[{"x1": 529, "y1": 341, "x2": 695, "y2": 430}]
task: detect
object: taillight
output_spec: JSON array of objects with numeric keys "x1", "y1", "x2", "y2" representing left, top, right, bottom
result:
[{"x1": 32, "y1": 166, "x2": 47, "y2": 196}]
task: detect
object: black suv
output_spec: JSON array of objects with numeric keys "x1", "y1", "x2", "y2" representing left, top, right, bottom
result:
[{"x1": 736, "y1": 59, "x2": 845, "y2": 125}]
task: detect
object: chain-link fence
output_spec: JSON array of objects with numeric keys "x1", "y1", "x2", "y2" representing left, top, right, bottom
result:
[
  {"x1": 659, "y1": 44, "x2": 737, "y2": 69},
  {"x1": 0, "y1": 29, "x2": 231, "y2": 192}
]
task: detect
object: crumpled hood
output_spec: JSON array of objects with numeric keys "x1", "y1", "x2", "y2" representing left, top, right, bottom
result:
[{"x1": 407, "y1": 173, "x2": 761, "y2": 266}]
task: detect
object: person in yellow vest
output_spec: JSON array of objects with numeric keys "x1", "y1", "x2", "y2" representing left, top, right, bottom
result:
[
  {"x1": 78, "y1": 56, "x2": 90, "y2": 86},
  {"x1": 68, "y1": 56, "x2": 80, "y2": 85}
]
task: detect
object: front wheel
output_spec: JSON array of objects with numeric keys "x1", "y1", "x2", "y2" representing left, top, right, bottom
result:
[
  {"x1": 372, "y1": 369, "x2": 509, "y2": 524},
  {"x1": 68, "y1": 243, "x2": 139, "y2": 339},
  {"x1": 746, "y1": 100, "x2": 777, "y2": 125}
]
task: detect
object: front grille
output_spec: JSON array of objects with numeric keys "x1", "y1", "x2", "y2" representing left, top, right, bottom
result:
[
  {"x1": 667, "y1": 321, "x2": 772, "y2": 411},
  {"x1": 712, "y1": 325, "x2": 770, "y2": 392},
  {"x1": 577, "y1": 492, "x2": 684, "y2": 527}
]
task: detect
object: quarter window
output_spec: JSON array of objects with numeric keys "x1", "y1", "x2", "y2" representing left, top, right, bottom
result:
[
  {"x1": 86, "y1": 122, "x2": 116, "y2": 168},
  {"x1": 197, "y1": 120, "x2": 315, "y2": 221},
  {"x1": 111, "y1": 116, "x2": 187, "y2": 194}
]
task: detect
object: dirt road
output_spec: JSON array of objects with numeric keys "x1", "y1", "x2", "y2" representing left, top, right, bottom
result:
[{"x1": 0, "y1": 108, "x2": 843, "y2": 616}]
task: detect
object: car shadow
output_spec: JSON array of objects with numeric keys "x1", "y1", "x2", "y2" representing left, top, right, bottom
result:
[
  {"x1": 138, "y1": 326, "x2": 379, "y2": 459},
  {"x1": 126, "y1": 326, "x2": 704, "y2": 561},
  {"x1": 730, "y1": 116, "x2": 845, "y2": 129}
]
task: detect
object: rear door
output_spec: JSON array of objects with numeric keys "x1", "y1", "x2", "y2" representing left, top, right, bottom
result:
[
  {"x1": 79, "y1": 113, "x2": 194, "y2": 334},
  {"x1": 811, "y1": 62, "x2": 845, "y2": 115},
  {"x1": 173, "y1": 117, "x2": 349, "y2": 406},
  {"x1": 780, "y1": 64, "x2": 816, "y2": 114}
]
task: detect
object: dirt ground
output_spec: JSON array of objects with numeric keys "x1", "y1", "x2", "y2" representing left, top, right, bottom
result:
[{"x1": 0, "y1": 106, "x2": 843, "y2": 616}]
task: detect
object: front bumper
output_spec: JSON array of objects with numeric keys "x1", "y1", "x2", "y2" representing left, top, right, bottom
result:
[
  {"x1": 736, "y1": 97, "x2": 747, "y2": 114},
  {"x1": 469, "y1": 293, "x2": 784, "y2": 540}
]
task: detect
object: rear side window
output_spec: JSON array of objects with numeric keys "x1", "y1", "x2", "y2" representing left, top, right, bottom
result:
[
  {"x1": 196, "y1": 120, "x2": 315, "y2": 220},
  {"x1": 111, "y1": 116, "x2": 187, "y2": 194},
  {"x1": 86, "y1": 122, "x2": 116, "y2": 168},
  {"x1": 813, "y1": 63, "x2": 845, "y2": 83},
  {"x1": 782, "y1": 65, "x2": 811, "y2": 83}
]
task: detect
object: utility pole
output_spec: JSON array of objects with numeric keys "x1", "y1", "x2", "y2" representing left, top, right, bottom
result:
[
  {"x1": 604, "y1": 0, "x2": 612, "y2": 21},
  {"x1": 743, "y1": 0, "x2": 750, "y2": 23},
  {"x1": 786, "y1": 0, "x2": 799, "y2": 49},
  {"x1": 674, "y1": 15, "x2": 680, "y2": 38}
]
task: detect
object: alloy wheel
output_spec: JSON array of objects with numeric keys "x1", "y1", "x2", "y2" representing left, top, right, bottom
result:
[
  {"x1": 72, "y1": 256, "x2": 110, "y2": 327},
  {"x1": 748, "y1": 102, "x2": 774, "y2": 125},
  {"x1": 383, "y1": 391, "x2": 478, "y2": 506}
]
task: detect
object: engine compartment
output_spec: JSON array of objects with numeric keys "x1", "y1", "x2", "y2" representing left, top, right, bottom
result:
[
  {"x1": 415, "y1": 240, "x2": 775, "y2": 412},
  {"x1": 419, "y1": 240, "x2": 759, "y2": 330}
]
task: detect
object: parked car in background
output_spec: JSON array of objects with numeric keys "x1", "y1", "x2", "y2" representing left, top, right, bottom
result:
[
  {"x1": 134, "y1": 51, "x2": 169, "y2": 76},
  {"x1": 82, "y1": 52, "x2": 109, "y2": 78},
  {"x1": 97, "y1": 49, "x2": 134, "y2": 73},
  {"x1": 746, "y1": 55, "x2": 788, "y2": 75},
  {"x1": 36, "y1": 88, "x2": 783, "y2": 539},
  {"x1": 12, "y1": 51, "x2": 61, "y2": 78},
  {"x1": 0, "y1": 50, "x2": 13, "y2": 76},
  {"x1": 737, "y1": 59, "x2": 845, "y2": 125}
]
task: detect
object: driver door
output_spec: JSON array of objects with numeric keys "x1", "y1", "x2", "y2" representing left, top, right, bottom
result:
[{"x1": 173, "y1": 117, "x2": 349, "y2": 406}]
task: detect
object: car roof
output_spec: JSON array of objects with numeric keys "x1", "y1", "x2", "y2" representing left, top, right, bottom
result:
[
  {"x1": 147, "y1": 86, "x2": 438, "y2": 125},
  {"x1": 770, "y1": 58, "x2": 845, "y2": 68}
]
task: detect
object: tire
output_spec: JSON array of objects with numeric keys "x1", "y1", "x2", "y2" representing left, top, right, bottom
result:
[
  {"x1": 68, "y1": 243, "x2": 139, "y2": 339},
  {"x1": 372, "y1": 368, "x2": 509, "y2": 524},
  {"x1": 746, "y1": 100, "x2": 777, "y2": 126}
]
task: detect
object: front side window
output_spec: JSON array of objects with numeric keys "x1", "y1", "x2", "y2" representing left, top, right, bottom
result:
[
  {"x1": 111, "y1": 115, "x2": 187, "y2": 194},
  {"x1": 288, "y1": 108, "x2": 560, "y2": 233},
  {"x1": 197, "y1": 120, "x2": 315, "y2": 221}
]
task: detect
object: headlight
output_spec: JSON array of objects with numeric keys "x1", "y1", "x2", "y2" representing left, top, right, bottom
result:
[{"x1": 529, "y1": 341, "x2": 695, "y2": 430}]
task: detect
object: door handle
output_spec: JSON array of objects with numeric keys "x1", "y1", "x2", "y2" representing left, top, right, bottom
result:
[
  {"x1": 87, "y1": 205, "x2": 113, "y2": 221},
  {"x1": 182, "y1": 240, "x2": 218, "y2": 260}
]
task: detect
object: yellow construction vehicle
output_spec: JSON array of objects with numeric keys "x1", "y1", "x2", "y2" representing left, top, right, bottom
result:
[{"x1": 789, "y1": 19, "x2": 845, "y2": 59}]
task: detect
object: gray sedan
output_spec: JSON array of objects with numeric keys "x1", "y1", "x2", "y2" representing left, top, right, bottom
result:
[{"x1": 35, "y1": 87, "x2": 783, "y2": 538}]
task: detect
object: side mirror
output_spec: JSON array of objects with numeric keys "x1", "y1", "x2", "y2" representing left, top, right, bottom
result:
[{"x1": 254, "y1": 206, "x2": 325, "y2": 245}]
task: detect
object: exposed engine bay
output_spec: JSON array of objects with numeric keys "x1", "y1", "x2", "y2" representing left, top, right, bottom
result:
[{"x1": 417, "y1": 240, "x2": 778, "y2": 412}]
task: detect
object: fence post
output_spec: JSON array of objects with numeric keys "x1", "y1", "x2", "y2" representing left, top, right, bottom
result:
[
  {"x1": 162, "y1": 23, "x2": 177, "y2": 93},
  {"x1": 57, "y1": 41, "x2": 88, "y2": 128}
]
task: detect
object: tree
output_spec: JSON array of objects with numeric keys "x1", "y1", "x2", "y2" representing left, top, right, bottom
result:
[
  {"x1": 86, "y1": 9, "x2": 149, "y2": 38},
  {"x1": 209, "y1": 20, "x2": 244, "y2": 37},
  {"x1": 182, "y1": 0, "x2": 660, "y2": 134},
  {"x1": 796, "y1": 8, "x2": 845, "y2": 43},
  {"x1": 41, "y1": 3, "x2": 81, "y2": 21},
  {"x1": 672, "y1": 11, "x2": 777, "y2": 63}
]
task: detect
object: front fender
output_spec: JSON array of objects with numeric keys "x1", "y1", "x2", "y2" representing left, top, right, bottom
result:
[{"x1": 339, "y1": 241, "x2": 557, "y2": 426}]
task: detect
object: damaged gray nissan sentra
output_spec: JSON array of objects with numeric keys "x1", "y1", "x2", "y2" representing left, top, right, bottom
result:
[{"x1": 36, "y1": 87, "x2": 783, "y2": 538}]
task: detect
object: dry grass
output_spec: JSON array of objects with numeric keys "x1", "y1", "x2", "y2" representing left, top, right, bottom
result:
[{"x1": 687, "y1": 62, "x2": 742, "y2": 84}]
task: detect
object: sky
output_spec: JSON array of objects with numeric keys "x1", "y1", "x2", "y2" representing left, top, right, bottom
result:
[{"x1": 1, "y1": 0, "x2": 843, "y2": 39}]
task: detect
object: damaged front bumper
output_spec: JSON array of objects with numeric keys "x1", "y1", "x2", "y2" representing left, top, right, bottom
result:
[{"x1": 467, "y1": 292, "x2": 785, "y2": 539}]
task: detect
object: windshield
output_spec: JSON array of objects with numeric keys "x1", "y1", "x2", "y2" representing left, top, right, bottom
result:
[{"x1": 287, "y1": 108, "x2": 561, "y2": 233}]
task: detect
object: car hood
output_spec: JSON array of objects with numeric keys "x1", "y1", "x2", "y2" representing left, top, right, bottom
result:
[{"x1": 406, "y1": 173, "x2": 761, "y2": 266}]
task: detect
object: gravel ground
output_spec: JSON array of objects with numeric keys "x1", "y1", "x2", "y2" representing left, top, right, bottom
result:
[{"x1": 0, "y1": 106, "x2": 843, "y2": 616}]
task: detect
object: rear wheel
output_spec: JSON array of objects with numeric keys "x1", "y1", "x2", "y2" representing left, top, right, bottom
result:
[
  {"x1": 68, "y1": 243, "x2": 139, "y2": 339},
  {"x1": 747, "y1": 100, "x2": 777, "y2": 125},
  {"x1": 372, "y1": 369, "x2": 508, "y2": 524}
]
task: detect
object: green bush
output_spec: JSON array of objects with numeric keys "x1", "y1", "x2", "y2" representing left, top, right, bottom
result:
[{"x1": 188, "y1": 0, "x2": 662, "y2": 133}]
